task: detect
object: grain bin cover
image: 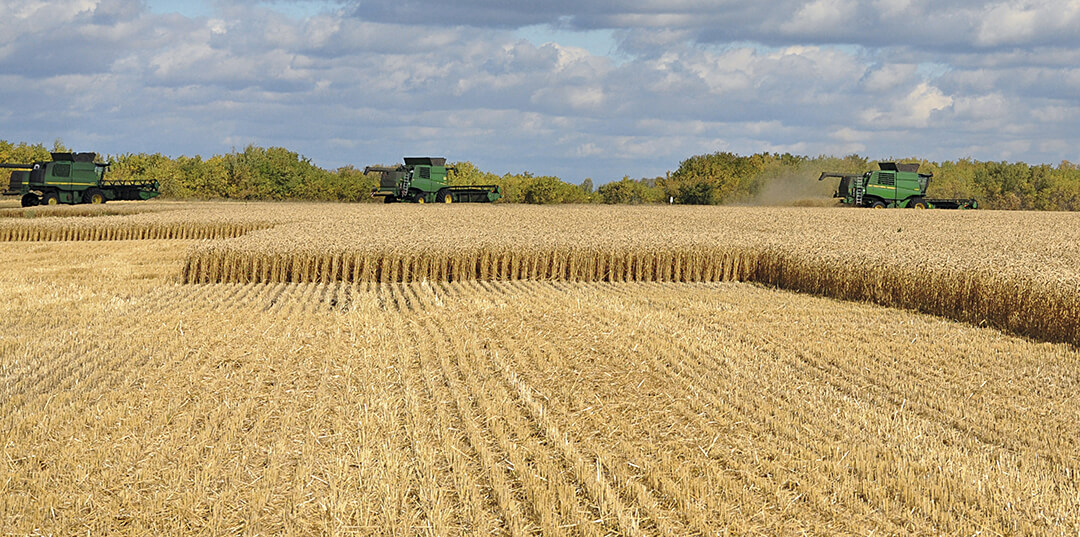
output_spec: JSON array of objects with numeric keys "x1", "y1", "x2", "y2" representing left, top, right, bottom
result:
[
  {"x1": 879, "y1": 162, "x2": 921, "y2": 173},
  {"x1": 404, "y1": 157, "x2": 447, "y2": 166}
]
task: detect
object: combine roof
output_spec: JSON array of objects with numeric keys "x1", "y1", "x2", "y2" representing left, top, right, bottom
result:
[
  {"x1": 404, "y1": 157, "x2": 447, "y2": 167},
  {"x1": 879, "y1": 162, "x2": 921, "y2": 173}
]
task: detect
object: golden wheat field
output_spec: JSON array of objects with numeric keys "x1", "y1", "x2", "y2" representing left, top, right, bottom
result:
[{"x1": 1, "y1": 201, "x2": 1079, "y2": 536}]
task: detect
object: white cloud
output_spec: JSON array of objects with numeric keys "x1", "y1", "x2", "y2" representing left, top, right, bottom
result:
[
  {"x1": 0, "y1": 0, "x2": 1078, "y2": 181},
  {"x1": 860, "y1": 83, "x2": 953, "y2": 128},
  {"x1": 781, "y1": 0, "x2": 857, "y2": 33},
  {"x1": 976, "y1": 3, "x2": 1040, "y2": 47}
]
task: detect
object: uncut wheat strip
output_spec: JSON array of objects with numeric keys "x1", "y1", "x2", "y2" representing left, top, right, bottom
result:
[
  {"x1": 0, "y1": 220, "x2": 275, "y2": 243},
  {"x1": 746, "y1": 247, "x2": 1080, "y2": 348},
  {"x1": 180, "y1": 209, "x2": 1079, "y2": 347}
]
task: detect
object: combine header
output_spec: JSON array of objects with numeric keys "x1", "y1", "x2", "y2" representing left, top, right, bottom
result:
[
  {"x1": 2, "y1": 152, "x2": 160, "y2": 207},
  {"x1": 819, "y1": 162, "x2": 977, "y2": 209},
  {"x1": 366, "y1": 157, "x2": 501, "y2": 203}
]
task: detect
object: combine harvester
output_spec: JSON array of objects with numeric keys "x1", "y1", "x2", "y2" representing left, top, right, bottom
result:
[
  {"x1": 2, "y1": 152, "x2": 159, "y2": 206},
  {"x1": 819, "y1": 162, "x2": 978, "y2": 209},
  {"x1": 367, "y1": 157, "x2": 501, "y2": 203}
]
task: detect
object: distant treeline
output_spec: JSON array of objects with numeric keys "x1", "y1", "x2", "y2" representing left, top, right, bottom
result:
[{"x1": 3, "y1": 140, "x2": 1079, "y2": 210}]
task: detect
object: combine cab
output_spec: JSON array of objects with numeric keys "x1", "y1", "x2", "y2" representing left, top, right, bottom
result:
[
  {"x1": 367, "y1": 157, "x2": 501, "y2": 203},
  {"x1": 819, "y1": 162, "x2": 978, "y2": 209},
  {"x1": 2, "y1": 152, "x2": 160, "y2": 206}
]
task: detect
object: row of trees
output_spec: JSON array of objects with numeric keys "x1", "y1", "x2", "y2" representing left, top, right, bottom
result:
[{"x1": 2, "y1": 140, "x2": 1078, "y2": 210}]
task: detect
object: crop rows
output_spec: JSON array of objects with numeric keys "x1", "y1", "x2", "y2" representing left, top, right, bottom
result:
[{"x1": 2, "y1": 239, "x2": 1078, "y2": 535}]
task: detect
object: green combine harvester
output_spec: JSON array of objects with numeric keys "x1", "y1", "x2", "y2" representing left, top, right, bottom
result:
[
  {"x1": 819, "y1": 162, "x2": 978, "y2": 209},
  {"x1": 366, "y1": 157, "x2": 501, "y2": 203},
  {"x1": 2, "y1": 152, "x2": 160, "y2": 206}
]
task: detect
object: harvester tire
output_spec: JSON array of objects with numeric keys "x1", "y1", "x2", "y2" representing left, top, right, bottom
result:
[
  {"x1": 20, "y1": 194, "x2": 39, "y2": 207},
  {"x1": 909, "y1": 197, "x2": 927, "y2": 209},
  {"x1": 870, "y1": 200, "x2": 887, "y2": 209},
  {"x1": 436, "y1": 190, "x2": 453, "y2": 204},
  {"x1": 415, "y1": 194, "x2": 426, "y2": 204},
  {"x1": 383, "y1": 196, "x2": 397, "y2": 204},
  {"x1": 42, "y1": 192, "x2": 60, "y2": 206},
  {"x1": 86, "y1": 189, "x2": 106, "y2": 205}
]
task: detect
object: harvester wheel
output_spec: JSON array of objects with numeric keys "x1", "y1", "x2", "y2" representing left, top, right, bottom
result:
[
  {"x1": 909, "y1": 197, "x2": 927, "y2": 209},
  {"x1": 870, "y1": 200, "x2": 886, "y2": 209},
  {"x1": 415, "y1": 194, "x2": 426, "y2": 204},
  {"x1": 86, "y1": 189, "x2": 106, "y2": 205},
  {"x1": 436, "y1": 190, "x2": 453, "y2": 204},
  {"x1": 383, "y1": 196, "x2": 397, "y2": 204},
  {"x1": 20, "y1": 193, "x2": 39, "y2": 207},
  {"x1": 42, "y1": 192, "x2": 60, "y2": 206}
]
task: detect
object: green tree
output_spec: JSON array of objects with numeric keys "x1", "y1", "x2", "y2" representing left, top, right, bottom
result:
[
  {"x1": 523, "y1": 175, "x2": 589, "y2": 204},
  {"x1": 665, "y1": 151, "x2": 767, "y2": 204},
  {"x1": 598, "y1": 177, "x2": 652, "y2": 204}
]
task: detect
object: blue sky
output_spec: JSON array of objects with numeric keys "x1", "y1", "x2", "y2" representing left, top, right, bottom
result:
[{"x1": 2, "y1": 0, "x2": 1079, "y2": 183}]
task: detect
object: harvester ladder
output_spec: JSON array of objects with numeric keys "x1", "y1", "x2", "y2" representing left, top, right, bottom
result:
[{"x1": 854, "y1": 177, "x2": 864, "y2": 205}]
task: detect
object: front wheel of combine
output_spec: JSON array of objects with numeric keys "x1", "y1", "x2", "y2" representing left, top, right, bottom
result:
[
  {"x1": 870, "y1": 200, "x2": 887, "y2": 209},
  {"x1": 20, "y1": 193, "x2": 39, "y2": 207},
  {"x1": 42, "y1": 192, "x2": 60, "y2": 206},
  {"x1": 85, "y1": 188, "x2": 106, "y2": 205},
  {"x1": 909, "y1": 197, "x2": 927, "y2": 209},
  {"x1": 383, "y1": 195, "x2": 397, "y2": 204},
  {"x1": 436, "y1": 189, "x2": 453, "y2": 204}
]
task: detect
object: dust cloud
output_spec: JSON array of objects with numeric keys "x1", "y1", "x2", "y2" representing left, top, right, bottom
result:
[{"x1": 737, "y1": 171, "x2": 842, "y2": 207}]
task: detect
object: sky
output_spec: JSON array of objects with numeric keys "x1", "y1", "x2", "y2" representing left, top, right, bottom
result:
[{"x1": 1, "y1": 0, "x2": 1079, "y2": 183}]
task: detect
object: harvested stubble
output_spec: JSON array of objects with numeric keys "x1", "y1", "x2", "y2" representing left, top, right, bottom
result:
[
  {"x1": 182, "y1": 204, "x2": 1080, "y2": 347},
  {"x1": 3, "y1": 240, "x2": 1079, "y2": 535}
]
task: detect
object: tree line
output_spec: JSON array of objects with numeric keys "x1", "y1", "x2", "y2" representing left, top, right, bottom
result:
[{"x1": 2, "y1": 140, "x2": 1078, "y2": 210}]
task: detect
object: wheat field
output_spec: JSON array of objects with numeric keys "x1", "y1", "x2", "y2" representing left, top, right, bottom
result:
[{"x1": 1, "y1": 202, "x2": 1078, "y2": 536}]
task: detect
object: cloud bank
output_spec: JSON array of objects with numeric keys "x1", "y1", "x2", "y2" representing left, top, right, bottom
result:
[{"x1": 1, "y1": 0, "x2": 1077, "y2": 181}]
